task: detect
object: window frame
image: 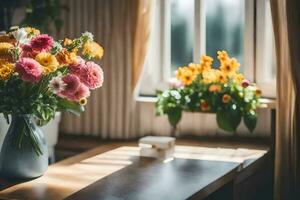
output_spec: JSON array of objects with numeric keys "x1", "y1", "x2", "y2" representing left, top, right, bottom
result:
[{"x1": 139, "y1": 0, "x2": 276, "y2": 98}]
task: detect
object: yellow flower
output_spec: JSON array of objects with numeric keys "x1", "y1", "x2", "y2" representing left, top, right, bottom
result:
[
  {"x1": 188, "y1": 63, "x2": 202, "y2": 75},
  {"x1": 217, "y1": 50, "x2": 229, "y2": 63},
  {"x1": 202, "y1": 69, "x2": 217, "y2": 84},
  {"x1": 0, "y1": 60, "x2": 14, "y2": 80},
  {"x1": 0, "y1": 42, "x2": 13, "y2": 62},
  {"x1": 222, "y1": 94, "x2": 232, "y2": 103},
  {"x1": 178, "y1": 67, "x2": 196, "y2": 85},
  {"x1": 200, "y1": 55, "x2": 214, "y2": 66},
  {"x1": 79, "y1": 98, "x2": 87, "y2": 105},
  {"x1": 63, "y1": 38, "x2": 73, "y2": 46},
  {"x1": 56, "y1": 49, "x2": 77, "y2": 66},
  {"x1": 220, "y1": 58, "x2": 240, "y2": 76},
  {"x1": 25, "y1": 27, "x2": 40, "y2": 36},
  {"x1": 215, "y1": 70, "x2": 228, "y2": 83},
  {"x1": 233, "y1": 73, "x2": 244, "y2": 84},
  {"x1": 255, "y1": 89, "x2": 262, "y2": 97},
  {"x1": 82, "y1": 41, "x2": 104, "y2": 59},
  {"x1": 35, "y1": 52, "x2": 59, "y2": 75},
  {"x1": 209, "y1": 84, "x2": 222, "y2": 93}
]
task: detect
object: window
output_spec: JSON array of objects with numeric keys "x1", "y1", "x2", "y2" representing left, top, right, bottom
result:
[{"x1": 139, "y1": 0, "x2": 276, "y2": 98}]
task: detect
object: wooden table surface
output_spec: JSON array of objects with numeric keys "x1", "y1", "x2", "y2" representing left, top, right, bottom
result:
[{"x1": 0, "y1": 143, "x2": 266, "y2": 200}]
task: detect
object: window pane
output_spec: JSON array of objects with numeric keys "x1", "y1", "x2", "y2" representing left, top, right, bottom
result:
[
  {"x1": 205, "y1": 0, "x2": 245, "y2": 69},
  {"x1": 171, "y1": 0, "x2": 194, "y2": 72}
]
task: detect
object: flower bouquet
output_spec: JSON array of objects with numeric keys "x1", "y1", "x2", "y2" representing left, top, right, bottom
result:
[
  {"x1": 156, "y1": 51, "x2": 261, "y2": 133},
  {"x1": 0, "y1": 27, "x2": 104, "y2": 178}
]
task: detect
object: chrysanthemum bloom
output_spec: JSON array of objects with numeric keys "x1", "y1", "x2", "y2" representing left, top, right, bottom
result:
[
  {"x1": 200, "y1": 55, "x2": 213, "y2": 67},
  {"x1": 233, "y1": 73, "x2": 244, "y2": 84},
  {"x1": 0, "y1": 35, "x2": 16, "y2": 44},
  {"x1": 178, "y1": 67, "x2": 195, "y2": 86},
  {"x1": 220, "y1": 58, "x2": 240, "y2": 77},
  {"x1": 59, "y1": 74, "x2": 81, "y2": 96},
  {"x1": 82, "y1": 41, "x2": 104, "y2": 59},
  {"x1": 202, "y1": 69, "x2": 217, "y2": 84},
  {"x1": 209, "y1": 84, "x2": 222, "y2": 93},
  {"x1": 0, "y1": 42, "x2": 13, "y2": 62},
  {"x1": 35, "y1": 52, "x2": 59, "y2": 75},
  {"x1": 215, "y1": 70, "x2": 228, "y2": 83},
  {"x1": 69, "y1": 56, "x2": 85, "y2": 74},
  {"x1": 56, "y1": 49, "x2": 77, "y2": 66},
  {"x1": 15, "y1": 57, "x2": 42, "y2": 83},
  {"x1": 241, "y1": 79, "x2": 250, "y2": 88},
  {"x1": 188, "y1": 63, "x2": 202, "y2": 75},
  {"x1": 30, "y1": 34, "x2": 53, "y2": 52},
  {"x1": 24, "y1": 27, "x2": 40, "y2": 36},
  {"x1": 217, "y1": 50, "x2": 229, "y2": 63},
  {"x1": 79, "y1": 61, "x2": 104, "y2": 89},
  {"x1": 20, "y1": 44, "x2": 36, "y2": 58},
  {"x1": 63, "y1": 84, "x2": 90, "y2": 102},
  {"x1": 0, "y1": 61, "x2": 14, "y2": 80},
  {"x1": 222, "y1": 94, "x2": 232, "y2": 103},
  {"x1": 49, "y1": 75, "x2": 67, "y2": 94}
]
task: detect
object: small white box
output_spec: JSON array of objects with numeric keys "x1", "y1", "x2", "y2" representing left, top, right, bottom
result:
[{"x1": 139, "y1": 136, "x2": 175, "y2": 160}]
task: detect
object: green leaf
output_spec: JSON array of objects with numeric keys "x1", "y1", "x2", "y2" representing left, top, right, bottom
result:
[
  {"x1": 57, "y1": 98, "x2": 84, "y2": 116},
  {"x1": 243, "y1": 111, "x2": 257, "y2": 133},
  {"x1": 167, "y1": 108, "x2": 182, "y2": 128},
  {"x1": 216, "y1": 106, "x2": 242, "y2": 132}
]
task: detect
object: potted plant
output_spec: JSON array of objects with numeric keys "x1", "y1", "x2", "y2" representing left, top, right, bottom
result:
[
  {"x1": 0, "y1": 27, "x2": 104, "y2": 179},
  {"x1": 156, "y1": 51, "x2": 261, "y2": 135}
]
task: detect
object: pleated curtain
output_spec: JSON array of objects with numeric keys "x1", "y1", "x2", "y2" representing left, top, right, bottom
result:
[
  {"x1": 59, "y1": 0, "x2": 153, "y2": 138},
  {"x1": 270, "y1": 0, "x2": 300, "y2": 199}
]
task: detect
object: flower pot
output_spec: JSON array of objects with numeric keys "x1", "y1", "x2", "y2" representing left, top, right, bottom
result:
[{"x1": 0, "y1": 115, "x2": 48, "y2": 180}]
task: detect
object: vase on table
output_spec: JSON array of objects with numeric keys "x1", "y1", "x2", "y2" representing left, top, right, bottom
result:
[{"x1": 0, "y1": 115, "x2": 48, "y2": 180}]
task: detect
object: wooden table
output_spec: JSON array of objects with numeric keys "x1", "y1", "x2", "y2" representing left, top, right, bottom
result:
[{"x1": 0, "y1": 144, "x2": 266, "y2": 200}]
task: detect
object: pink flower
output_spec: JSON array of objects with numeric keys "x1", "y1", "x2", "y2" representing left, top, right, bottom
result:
[
  {"x1": 59, "y1": 74, "x2": 81, "y2": 97},
  {"x1": 69, "y1": 56, "x2": 86, "y2": 74},
  {"x1": 168, "y1": 78, "x2": 183, "y2": 89},
  {"x1": 16, "y1": 57, "x2": 42, "y2": 83},
  {"x1": 79, "y1": 61, "x2": 104, "y2": 89},
  {"x1": 20, "y1": 44, "x2": 36, "y2": 58},
  {"x1": 63, "y1": 84, "x2": 90, "y2": 102},
  {"x1": 30, "y1": 34, "x2": 53, "y2": 52},
  {"x1": 241, "y1": 79, "x2": 250, "y2": 88}
]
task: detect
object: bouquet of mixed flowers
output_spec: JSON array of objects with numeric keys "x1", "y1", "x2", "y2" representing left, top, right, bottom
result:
[
  {"x1": 0, "y1": 27, "x2": 104, "y2": 154},
  {"x1": 156, "y1": 51, "x2": 261, "y2": 133}
]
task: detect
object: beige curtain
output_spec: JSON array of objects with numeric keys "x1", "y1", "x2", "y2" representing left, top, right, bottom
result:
[
  {"x1": 59, "y1": 0, "x2": 153, "y2": 139},
  {"x1": 132, "y1": 0, "x2": 153, "y2": 90},
  {"x1": 271, "y1": 0, "x2": 300, "y2": 199}
]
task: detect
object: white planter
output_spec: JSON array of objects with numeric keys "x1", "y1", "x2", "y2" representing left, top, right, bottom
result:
[{"x1": 0, "y1": 113, "x2": 61, "y2": 163}]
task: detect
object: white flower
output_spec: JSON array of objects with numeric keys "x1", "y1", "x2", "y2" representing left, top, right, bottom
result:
[
  {"x1": 49, "y1": 75, "x2": 67, "y2": 94},
  {"x1": 82, "y1": 31, "x2": 94, "y2": 41},
  {"x1": 12, "y1": 28, "x2": 29, "y2": 44}
]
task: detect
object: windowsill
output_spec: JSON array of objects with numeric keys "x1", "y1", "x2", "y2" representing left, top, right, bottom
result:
[{"x1": 136, "y1": 96, "x2": 276, "y2": 110}]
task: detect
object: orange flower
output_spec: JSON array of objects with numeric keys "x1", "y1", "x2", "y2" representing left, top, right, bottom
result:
[
  {"x1": 56, "y1": 49, "x2": 77, "y2": 66},
  {"x1": 200, "y1": 101, "x2": 210, "y2": 111},
  {"x1": 0, "y1": 35, "x2": 16, "y2": 44},
  {"x1": 255, "y1": 89, "x2": 262, "y2": 97},
  {"x1": 209, "y1": 84, "x2": 222, "y2": 93},
  {"x1": 222, "y1": 94, "x2": 232, "y2": 103}
]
